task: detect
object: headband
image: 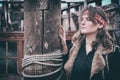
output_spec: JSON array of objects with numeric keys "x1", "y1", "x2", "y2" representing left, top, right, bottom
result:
[
  {"x1": 95, "y1": 13, "x2": 107, "y2": 26},
  {"x1": 83, "y1": 10, "x2": 107, "y2": 26}
]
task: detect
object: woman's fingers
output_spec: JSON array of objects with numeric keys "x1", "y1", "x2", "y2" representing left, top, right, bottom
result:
[
  {"x1": 60, "y1": 26, "x2": 64, "y2": 36},
  {"x1": 59, "y1": 26, "x2": 68, "y2": 55},
  {"x1": 60, "y1": 26, "x2": 66, "y2": 40}
]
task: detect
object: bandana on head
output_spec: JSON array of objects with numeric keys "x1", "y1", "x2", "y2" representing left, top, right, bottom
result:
[
  {"x1": 95, "y1": 13, "x2": 107, "y2": 26},
  {"x1": 82, "y1": 10, "x2": 107, "y2": 26}
]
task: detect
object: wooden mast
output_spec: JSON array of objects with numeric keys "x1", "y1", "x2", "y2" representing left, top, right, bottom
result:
[{"x1": 23, "y1": 0, "x2": 62, "y2": 79}]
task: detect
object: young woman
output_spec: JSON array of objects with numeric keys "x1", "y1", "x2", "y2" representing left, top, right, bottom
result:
[{"x1": 60, "y1": 6, "x2": 120, "y2": 80}]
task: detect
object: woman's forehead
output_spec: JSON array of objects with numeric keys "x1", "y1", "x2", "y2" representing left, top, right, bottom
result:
[
  {"x1": 82, "y1": 10, "x2": 90, "y2": 17},
  {"x1": 81, "y1": 14, "x2": 89, "y2": 18}
]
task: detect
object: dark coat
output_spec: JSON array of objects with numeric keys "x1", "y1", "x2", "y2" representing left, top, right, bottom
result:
[{"x1": 64, "y1": 31, "x2": 120, "y2": 80}]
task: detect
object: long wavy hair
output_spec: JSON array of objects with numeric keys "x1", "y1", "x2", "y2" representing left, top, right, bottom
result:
[{"x1": 74, "y1": 6, "x2": 113, "y2": 50}]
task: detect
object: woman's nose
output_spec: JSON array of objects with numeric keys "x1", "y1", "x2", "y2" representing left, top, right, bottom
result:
[{"x1": 81, "y1": 19, "x2": 86, "y2": 25}]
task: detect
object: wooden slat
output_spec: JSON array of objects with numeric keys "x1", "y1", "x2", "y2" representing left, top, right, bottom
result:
[
  {"x1": 0, "y1": 32, "x2": 24, "y2": 41},
  {"x1": 17, "y1": 41, "x2": 23, "y2": 75},
  {"x1": 0, "y1": 32, "x2": 24, "y2": 75}
]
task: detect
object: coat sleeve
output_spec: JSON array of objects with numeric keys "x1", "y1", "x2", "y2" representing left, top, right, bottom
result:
[{"x1": 63, "y1": 40, "x2": 72, "y2": 65}]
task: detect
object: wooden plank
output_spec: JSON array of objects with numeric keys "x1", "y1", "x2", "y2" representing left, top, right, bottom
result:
[
  {"x1": 0, "y1": 32, "x2": 24, "y2": 41},
  {"x1": 43, "y1": 0, "x2": 61, "y2": 53},
  {"x1": 23, "y1": 0, "x2": 62, "y2": 79}
]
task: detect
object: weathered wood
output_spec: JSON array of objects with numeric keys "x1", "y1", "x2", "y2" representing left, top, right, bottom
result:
[
  {"x1": 71, "y1": 13, "x2": 79, "y2": 30},
  {"x1": 43, "y1": 0, "x2": 61, "y2": 53},
  {"x1": 0, "y1": 32, "x2": 24, "y2": 76},
  {"x1": 24, "y1": 0, "x2": 61, "y2": 54},
  {"x1": 23, "y1": 0, "x2": 61, "y2": 79}
]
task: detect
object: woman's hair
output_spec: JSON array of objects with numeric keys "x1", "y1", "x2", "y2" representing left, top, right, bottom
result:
[
  {"x1": 81, "y1": 6, "x2": 108, "y2": 26},
  {"x1": 80, "y1": 6, "x2": 113, "y2": 49}
]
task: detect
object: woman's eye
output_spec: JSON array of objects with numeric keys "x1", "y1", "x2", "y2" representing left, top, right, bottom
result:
[
  {"x1": 81, "y1": 18, "x2": 83, "y2": 21},
  {"x1": 86, "y1": 17, "x2": 90, "y2": 21},
  {"x1": 81, "y1": 17, "x2": 91, "y2": 21}
]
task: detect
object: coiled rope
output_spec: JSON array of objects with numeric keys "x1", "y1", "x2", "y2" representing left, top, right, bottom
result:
[{"x1": 22, "y1": 50, "x2": 63, "y2": 78}]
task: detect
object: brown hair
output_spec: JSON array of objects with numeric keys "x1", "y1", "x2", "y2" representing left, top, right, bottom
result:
[
  {"x1": 81, "y1": 6, "x2": 108, "y2": 26},
  {"x1": 81, "y1": 6, "x2": 113, "y2": 49}
]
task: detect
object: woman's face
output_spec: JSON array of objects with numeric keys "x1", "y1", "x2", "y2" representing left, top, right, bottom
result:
[{"x1": 80, "y1": 14, "x2": 99, "y2": 35}]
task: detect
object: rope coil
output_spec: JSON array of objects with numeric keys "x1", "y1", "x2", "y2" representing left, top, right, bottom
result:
[{"x1": 22, "y1": 50, "x2": 63, "y2": 78}]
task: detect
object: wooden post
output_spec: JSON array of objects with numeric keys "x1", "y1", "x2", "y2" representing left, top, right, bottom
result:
[{"x1": 23, "y1": 0, "x2": 62, "y2": 79}]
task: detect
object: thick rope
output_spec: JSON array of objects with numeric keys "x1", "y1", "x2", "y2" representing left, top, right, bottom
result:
[{"x1": 22, "y1": 50, "x2": 63, "y2": 78}]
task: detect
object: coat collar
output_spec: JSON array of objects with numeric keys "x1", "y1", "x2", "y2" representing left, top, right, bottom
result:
[
  {"x1": 64, "y1": 31, "x2": 114, "y2": 80},
  {"x1": 90, "y1": 43, "x2": 114, "y2": 78}
]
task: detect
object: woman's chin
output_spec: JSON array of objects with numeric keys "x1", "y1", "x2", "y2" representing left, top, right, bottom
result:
[{"x1": 81, "y1": 31, "x2": 88, "y2": 34}]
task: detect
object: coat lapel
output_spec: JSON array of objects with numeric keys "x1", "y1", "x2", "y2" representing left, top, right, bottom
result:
[
  {"x1": 64, "y1": 30, "x2": 114, "y2": 80},
  {"x1": 90, "y1": 44, "x2": 114, "y2": 78},
  {"x1": 64, "y1": 31, "x2": 84, "y2": 80}
]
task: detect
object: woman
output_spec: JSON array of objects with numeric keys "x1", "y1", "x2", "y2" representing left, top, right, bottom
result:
[{"x1": 60, "y1": 6, "x2": 120, "y2": 80}]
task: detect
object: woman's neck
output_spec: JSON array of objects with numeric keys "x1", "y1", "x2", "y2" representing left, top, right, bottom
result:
[
  {"x1": 85, "y1": 33, "x2": 97, "y2": 55},
  {"x1": 86, "y1": 34, "x2": 96, "y2": 45}
]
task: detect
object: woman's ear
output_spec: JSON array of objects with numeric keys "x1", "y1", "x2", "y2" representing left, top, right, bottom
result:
[{"x1": 98, "y1": 24, "x2": 103, "y2": 29}]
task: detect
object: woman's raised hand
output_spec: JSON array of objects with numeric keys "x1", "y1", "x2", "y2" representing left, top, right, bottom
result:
[{"x1": 59, "y1": 25, "x2": 68, "y2": 55}]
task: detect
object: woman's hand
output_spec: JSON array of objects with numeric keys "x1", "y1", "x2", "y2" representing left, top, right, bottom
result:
[
  {"x1": 59, "y1": 25, "x2": 68, "y2": 55},
  {"x1": 60, "y1": 26, "x2": 66, "y2": 42}
]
